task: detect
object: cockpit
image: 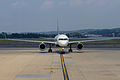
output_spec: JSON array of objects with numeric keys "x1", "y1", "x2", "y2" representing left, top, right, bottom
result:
[{"x1": 59, "y1": 38, "x2": 68, "y2": 40}]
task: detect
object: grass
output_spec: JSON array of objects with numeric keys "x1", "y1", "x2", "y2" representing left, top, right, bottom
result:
[
  {"x1": 0, "y1": 40, "x2": 39, "y2": 47},
  {"x1": 84, "y1": 44, "x2": 120, "y2": 47}
]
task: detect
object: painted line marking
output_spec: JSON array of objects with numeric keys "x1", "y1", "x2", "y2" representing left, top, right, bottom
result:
[{"x1": 60, "y1": 54, "x2": 69, "y2": 80}]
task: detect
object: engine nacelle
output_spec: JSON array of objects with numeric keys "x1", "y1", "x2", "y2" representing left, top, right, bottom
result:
[
  {"x1": 77, "y1": 43, "x2": 83, "y2": 50},
  {"x1": 39, "y1": 43, "x2": 46, "y2": 50}
]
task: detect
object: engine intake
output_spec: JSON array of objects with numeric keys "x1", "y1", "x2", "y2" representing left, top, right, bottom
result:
[
  {"x1": 39, "y1": 43, "x2": 46, "y2": 50},
  {"x1": 77, "y1": 43, "x2": 83, "y2": 50}
]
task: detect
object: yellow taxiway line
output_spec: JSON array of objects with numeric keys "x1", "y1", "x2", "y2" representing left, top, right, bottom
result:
[{"x1": 60, "y1": 54, "x2": 69, "y2": 80}]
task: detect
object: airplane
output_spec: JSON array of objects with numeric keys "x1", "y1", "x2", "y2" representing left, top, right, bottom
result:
[
  {"x1": 8, "y1": 31, "x2": 120, "y2": 53},
  {"x1": 6, "y1": 33, "x2": 120, "y2": 53},
  {"x1": 8, "y1": 32, "x2": 97, "y2": 53}
]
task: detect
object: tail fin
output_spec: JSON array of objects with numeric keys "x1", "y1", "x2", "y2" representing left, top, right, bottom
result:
[{"x1": 57, "y1": 17, "x2": 59, "y2": 34}]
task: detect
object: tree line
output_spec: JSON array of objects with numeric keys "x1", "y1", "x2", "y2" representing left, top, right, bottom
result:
[
  {"x1": 0, "y1": 32, "x2": 85, "y2": 39},
  {"x1": 0, "y1": 32, "x2": 56, "y2": 39}
]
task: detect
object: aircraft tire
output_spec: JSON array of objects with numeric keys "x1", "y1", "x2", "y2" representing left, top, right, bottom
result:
[
  {"x1": 48, "y1": 49, "x2": 52, "y2": 53},
  {"x1": 68, "y1": 49, "x2": 73, "y2": 52}
]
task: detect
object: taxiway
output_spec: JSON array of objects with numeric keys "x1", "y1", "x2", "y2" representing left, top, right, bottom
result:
[{"x1": 0, "y1": 48, "x2": 120, "y2": 80}]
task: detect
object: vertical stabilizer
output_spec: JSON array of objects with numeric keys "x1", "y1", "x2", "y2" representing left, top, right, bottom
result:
[{"x1": 57, "y1": 17, "x2": 59, "y2": 34}]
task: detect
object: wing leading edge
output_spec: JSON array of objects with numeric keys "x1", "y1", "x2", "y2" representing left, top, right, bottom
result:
[{"x1": 7, "y1": 39, "x2": 56, "y2": 45}]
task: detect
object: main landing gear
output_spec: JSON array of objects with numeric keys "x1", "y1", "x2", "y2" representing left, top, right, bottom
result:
[
  {"x1": 48, "y1": 49, "x2": 52, "y2": 53},
  {"x1": 68, "y1": 44, "x2": 73, "y2": 52},
  {"x1": 48, "y1": 44, "x2": 52, "y2": 53}
]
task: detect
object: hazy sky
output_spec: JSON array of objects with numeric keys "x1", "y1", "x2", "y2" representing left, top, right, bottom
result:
[{"x1": 0, "y1": 0, "x2": 120, "y2": 32}]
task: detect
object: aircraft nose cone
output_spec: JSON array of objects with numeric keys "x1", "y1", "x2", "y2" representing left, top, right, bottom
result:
[{"x1": 59, "y1": 41, "x2": 68, "y2": 46}]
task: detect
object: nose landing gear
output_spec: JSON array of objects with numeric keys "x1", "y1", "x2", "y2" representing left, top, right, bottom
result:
[{"x1": 60, "y1": 47, "x2": 65, "y2": 54}]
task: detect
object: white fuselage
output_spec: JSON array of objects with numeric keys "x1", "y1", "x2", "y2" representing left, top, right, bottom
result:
[{"x1": 55, "y1": 34, "x2": 69, "y2": 47}]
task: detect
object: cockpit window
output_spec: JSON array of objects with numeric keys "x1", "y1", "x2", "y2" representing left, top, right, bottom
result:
[
  {"x1": 64, "y1": 38, "x2": 68, "y2": 40},
  {"x1": 59, "y1": 38, "x2": 68, "y2": 40}
]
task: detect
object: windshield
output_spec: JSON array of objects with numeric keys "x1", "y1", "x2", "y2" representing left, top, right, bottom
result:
[{"x1": 59, "y1": 38, "x2": 68, "y2": 40}]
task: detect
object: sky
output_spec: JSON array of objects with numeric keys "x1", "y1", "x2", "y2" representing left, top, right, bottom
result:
[{"x1": 0, "y1": 0, "x2": 120, "y2": 32}]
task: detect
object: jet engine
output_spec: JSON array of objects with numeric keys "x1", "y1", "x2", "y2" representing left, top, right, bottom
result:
[
  {"x1": 39, "y1": 43, "x2": 46, "y2": 50},
  {"x1": 77, "y1": 43, "x2": 83, "y2": 50}
]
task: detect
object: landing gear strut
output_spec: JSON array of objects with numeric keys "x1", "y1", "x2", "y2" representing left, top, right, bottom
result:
[
  {"x1": 68, "y1": 44, "x2": 73, "y2": 52},
  {"x1": 48, "y1": 44, "x2": 52, "y2": 53}
]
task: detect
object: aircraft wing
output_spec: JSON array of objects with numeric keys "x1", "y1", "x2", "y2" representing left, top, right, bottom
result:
[
  {"x1": 69, "y1": 37, "x2": 120, "y2": 44},
  {"x1": 7, "y1": 39, "x2": 56, "y2": 45},
  {"x1": 68, "y1": 40, "x2": 96, "y2": 44}
]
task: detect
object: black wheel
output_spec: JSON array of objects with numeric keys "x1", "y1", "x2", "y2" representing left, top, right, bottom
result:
[
  {"x1": 48, "y1": 49, "x2": 52, "y2": 53},
  {"x1": 61, "y1": 51, "x2": 65, "y2": 54},
  {"x1": 68, "y1": 49, "x2": 73, "y2": 52}
]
